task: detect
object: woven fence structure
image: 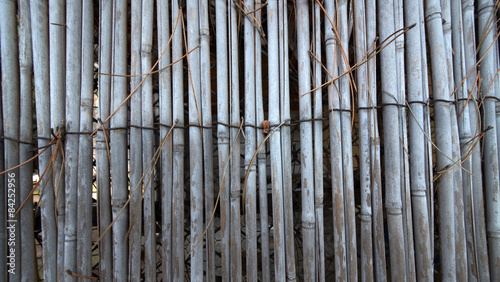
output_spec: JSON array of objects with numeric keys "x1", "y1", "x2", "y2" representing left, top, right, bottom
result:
[{"x1": 1, "y1": 0, "x2": 500, "y2": 281}]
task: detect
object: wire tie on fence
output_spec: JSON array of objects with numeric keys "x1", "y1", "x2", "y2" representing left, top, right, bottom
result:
[
  {"x1": 129, "y1": 124, "x2": 157, "y2": 130},
  {"x1": 1, "y1": 135, "x2": 34, "y2": 145}
]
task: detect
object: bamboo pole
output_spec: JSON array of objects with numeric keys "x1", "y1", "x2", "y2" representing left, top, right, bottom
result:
[
  {"x1": 187, "y1": 0, "x2": 203, "y2": 279},
  {"x1": 129, "y1": 0, "x2": 142, "y2": 279},
  {"x1": 404, "y1": 1, "x2": 434, "y2": 279},
  {"x1": 141, "y1": 0, "x2": 156, "y2": 280},
  {"x1": 476, "y1": 1, "x2": 500, "y2": 280},
  {"x1": 378, "y1": 0, "x2": 407, "y2": 280},
  {"x1": 19, "y1": 2, "x2": 36, "y2": 279},
  {"x1": 394, "y1": 0, "x2": 417, "y2": 279},
  {"x1": 171, "y1": 2, "x2": 185, "y2": 280},
  {"x1": 110, "y1": 0, "x2": 129, "y2": 279},
  {"x1": 63, "y1": 0, "x2": 82, "y2": 280},
  {"x1": 244, "y1": 0, "x2": 257, "y2": 280},
  {"x1": 229, "y1": 0, "x2": 242, "y2": 280},
  {"x1": 48, "y1": 0, "x2": 66, "y2": 279},
  {"x1": 255, "y1": 2, "x2": 270, "y2": 279},
  {"x1": 365, "y1": 1, "x2": 387, "y2": 279},
  {"x1": 324, "y1": 0, "x2": 347, "y2": 280},
  {"x1": 0, "y1": 91, "x2": 4, "y2": 281},
  {"x1": 157, "y1": 0, "x2": 173, "y2": 280},
  {"x1": 338, "y1": 1, "x2": 358, "y2": 279},
  {"x1": 267, "y1": 1, "x2": 286, "y2": 280},
  {"x1": 0, "y1": 0, "x2": 21, "y2": 279},
  {"x1": 216, "y1": 0, "x2": 231, "y2": 280},
  {"x1": 451, "y1": 2, "x2": 478, "y2": 280},
  {"x1": 296, "y1": 1, "x2": 316, "y2": 280},
  {"x1": 278, "y1": 1, "x2": 296, "y2": 280},
  {"x1": 312, "y1": 1, "x2": 324, "y2": 281},
  {"x1": 440, "y1": 2, "x2": 468, "y2": 280},
  {"x1": 199, "y1": 0, "x2": 215, "y2": 280},
  {"x1": 425, "y1": 1, "x2": 458, "y2": 279},
  {"x1": 462, "y1": 2, "x2": 491, "y2": 281},
  {"x1": 97, "y1": 0, "x2": 113, "y2": 279},
  {"x1": 354, "y1": 0, "x2": 373, "y2": 280},
  {"x1": 76, "y1": 0, "x2": 94, "y2": 277}
]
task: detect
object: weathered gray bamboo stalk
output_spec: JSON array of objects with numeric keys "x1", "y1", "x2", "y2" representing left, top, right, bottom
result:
[
  {"x1": 476, "y1": 1, "x2": 500, "y2": 280},
  {"x1": 187, "y1": 0, "x2": 203, "y2": 279},
  {"x1": 324, "y1": 1, "x2": 348, "y2": 279},
  {"x1": 378, "y1": 0, "x2": 407, "y2": 280},
  {"x1": 244, "y1": 0, "x2": 257, "y2": 280},
  {"x1": 19, "y1": 2, "x2": 36, "y2": 279},
  {"x1": 296, "y1": 1, "x2": 316, "y2": 280},
  {"x1": 129, "y1": 0, "x2": 142, "y2": 279},
  {"x1": 338, "y1": 1, "x2": 358, "y2": 279},
  {"x1": 77, "y1": 0, "x2": 94, "y2": 277},
  {"x1": 0, "y1": 93, "x2": 4, "y2": 281},
  {"x1": 451, "y1": 2, "x2": 478, "y2": 280},
  {"x1": 278, "y1": 1, "x2": 296, "y2": 280},
  {"x1": 216, "y1": 0, "x2": 230, "y2": 280},
  {"x1": 110, "y1": 0, "x2": 129, "y2": 279},
  {"x1": 255, "y1": 3, "x2": 270, "y2": 279},
  {"x1": 229, "y1": 0, "x2": 242, "y2": 280},
  {"x1": 0, "y1": 0, "x2": 20, "y2": 278},
  {"x1": 462, "y1": 1, "x2": 491, "y2": 281},
  {"x1": 365, "y1": 1, "x2": 387, "y2": 279},
  {"x1": 394, "y1": 0, "x2": 417, "y2": 279},
  {"x1": 312, "y1": 1, "x2": 324, "y2": 281},
  {"x1": 141, "y1": 0, "x2": 156, "y2": 280},
  {"x1": 404, "y1": 1, "x2": 433, "y2": 280},
  {"x1": 200, "y1": 0, "x2": 215, "y2": 280},
  {"x1": 171, "y1": 1, "x2": 185, "y2": 280},
  {"x1": 425, "y1": 1, "x2": 458, "y2": 279},
  {"x1": 97, "y1": 0, "x2": 112, "y2": 279},
  {"x1": 267, "y1": 0, "x2": 286, "y2": 280},
  {"x1": 157, "y1": 0, "x2": 172, "y2": 280},
  {"x1": 63, "y1": 0, "x2": 82, "y2": 279},
  {"x1": 48, "y1": 0, "x2": 66, "y2": 279},
  {"x1": 440, "y1": 2, "x2": 468, "y2": 279},
  {"x1": 354, "y1": 1, "x2": 373, "y2": 280}
]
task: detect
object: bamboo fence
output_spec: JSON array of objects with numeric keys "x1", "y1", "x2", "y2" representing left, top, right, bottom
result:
[{"x1": 1, "y1": 0, "x2": 500, "y2": 281}]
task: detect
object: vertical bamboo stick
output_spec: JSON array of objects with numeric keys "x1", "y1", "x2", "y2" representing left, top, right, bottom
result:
[
  {"x1": 187, "y1": 0, "x2": 204, "y2": 279},
  {"x1": 19, "y1": 2, "x2": 36, "y2": 279},
  {"x1": 462, "y1": 2, "x2": 491, "y2": 280},
  {"x1": 157, "y1": 0, "x2": 173, "y2": 280},
  {"x1": 338, "y1": 1, "x2": 357, "y2": 279},
  {"x1": 129, "y1": 0, "x2": 142, "y2": 279},
  {"x1": 97, "y1": 0, "x2": 113, "y2": 279},
  {"x1": 141, "y1": 0, "x2": 156, "y2": 280},
  {"x1": 216, "y1": 0, "x2": 231, "y2": 280},
  {"x1": 440, "y1": 2, "x2": 468, "y2": 280},
  {"x1": 404, "y1": 1, "x2": 434, "y2": 279},
  {"x1": 365, "y1": 1, "x2": 387, "y2": 279},
  {"x1": 63, "y1": 0, "x2": 82, "y2": 280},
  {"x1": 296, "y1": 0, "x2": 316, "y2": 280},
  {"x1": 110, "y1": 0, "x2": 129, "y2": 279},
  {"x1": 229, "y1": 0, "x2": 242, "y2": 280},
  {"x1": 425, "y1": 1, "x2": 458, "y2": 279},
  {"x1": 278, "y1": 1, "x2": 296, "y2": 280},
  {"x1": 324, "y1": 0, "x2": 348, "y2": 279},
  {"x1": 255, "y1": 2, "x2": 270, "y2": 279},
  {"x1": 171, "y1": 2, "x2": 185, "y2": 279},
  {"x1": 477, "y1": 1, "x2": 500, "y2": 280},
  {"x1": 267, "y1": 0, "x2": 286, "y2": 279},
  {"x1": 0, "y1": 0, "x2": 21, "y2": 280},
  {"x1": 0, "y1": 94, "x2": 4, "y2": 281},
  {"x1": 244, "y1": 0, "x2": 257, "y2": 280},
  {"x1": 48, "y1": 0, "x2": 66, "y2": 279},
  {"x1": 394, "y1": 0, "x2": 417, "y2": 279},
  {"x1": 378, "y1": 0, "x2": 407, "y2": 280},
  {"x1": 77, "y1": 0, "x2": 94, "y2": 277},
  {"x1": 199, "y1": 0, "x2": 215, "y2": 279},
  {"x1": 353, "y1": 0, "x2": 373, "y2": 280},
  {"x1": 312, "y1": 1, "x2": 324, "y2": 281}
]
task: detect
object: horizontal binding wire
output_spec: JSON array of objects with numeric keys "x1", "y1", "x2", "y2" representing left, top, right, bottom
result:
[
  {"x1": 1, "y1": 135, "x2": 34, "y2": 145},
  {"x1": 431, "y1": 98, "x2": 456, "y2": 104},
  {"x1": 129, "y1": 124, "x2": 156, "y2": 130},
  {"x1": 66, "y1": 131, "x2": 93, "y2": 135},
  {"x1": 407, "y1": 100, "x2": 429, "y2": 106},
  {"x1": 328, "y1": 108, "x2": 352, "y2": 113}
]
